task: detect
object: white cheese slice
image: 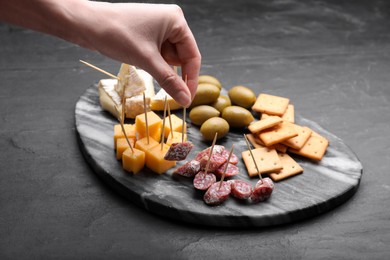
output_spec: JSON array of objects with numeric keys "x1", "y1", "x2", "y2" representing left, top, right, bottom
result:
[
  {"x1": 150, "y1": 88, "x2": 182, "y2": 111},
  {"x1": 115, "y1": 63, "x2": 146, "y2": 98},
  {"x1": 98, "y1": 78, "x2": 122, "y2": 120},
  {"x1": 124, "y1": 69, "x2": 156, "y2": 118}
]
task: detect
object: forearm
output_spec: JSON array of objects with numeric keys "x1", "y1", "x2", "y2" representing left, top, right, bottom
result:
[{"x1": 0, "y1": 0, "x2": 94, "y2": 47}]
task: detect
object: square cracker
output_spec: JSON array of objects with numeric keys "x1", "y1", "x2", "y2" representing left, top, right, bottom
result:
[
  {"x1": 289, "y1": 135, "x2": 329, "y2": 161},
  {"x1": 261, "y1": 104, "x2": 294, "y2": 123},
  {"x1": 246, "y1": 134, "x2": 264, "y2": 149},
  {"x1": 248, "y1": 116, "x2": 282, "y2": 134},
  {"x1": 253, "y1": 135, "x2": 288, "y2": 153},
  {"x1": 258, "y1": 121, "x2": 298, "y2": 147},
  {"x1": 252, "y1": 93, "x2": 290, "y2": 116},
  {"x1": 242, "y1": 147, "x2": 283, "y2": 177},
  {"x1": 269, "y1": 153, "x2": 303, "y2": 182},
  {"x1": 282, "y1": 124, "x2": 312, "y2": 150},
  {"x1": 282, "y1": 104, "x2": 295, "y2": 123}
]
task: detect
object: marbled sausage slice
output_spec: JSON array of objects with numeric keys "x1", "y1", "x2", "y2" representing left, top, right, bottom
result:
[
  {"x1": 164, "y1": 142, "x2": 194, "y2": 161},
  {"x1": 250, "y1": 177, "x2": 274, "y2": 203},
  {"x1": 215, "y1": 162, "x2": 239, "y2": 178},
  {"x1": 173, "y1": 159, "x2": 200, "y2": 177},
  {"x1": 230, "y1": 179, "x2": 253, "y2": 199},
  {"x1": 193, "y1": 171, "x2": 216, "y2": 190},
  {"x1": 204, "y1": 181, "x2": 232, "y2": 205}
]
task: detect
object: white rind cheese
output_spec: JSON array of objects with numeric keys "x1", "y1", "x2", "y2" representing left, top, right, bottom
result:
[
  {"x1": 98, "y1": 78, "x2": 122, "y2": 120},
  {"x1": 98, "y1": 67, "x2": 156, "y2": 119},
  {"x1": 150, "y1": 88, "x2": 182, "y2": 111}
]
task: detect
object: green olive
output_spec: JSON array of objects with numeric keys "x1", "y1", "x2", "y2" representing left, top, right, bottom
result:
[
  {"x1": 222, "y1": 106, "x2": 254, "y2": 128},
  {"x1": 189, "y1": 105, "x2": 220, "y2": 126},
  {"x1": 200, "y1": 117, "x2": 230, "y2": 141},
  {"x1": 198, "y1": 75, "x2": 222, "y2": 90},
  {"x1": 211, "y1": 95, "x2": 231, "y2": 114},
  {"x1": 228, "y1": 85, "x2": 257, "y2": 109},
  {"x1": 191, "y1": 84, "x2": 220, "y2": 107}
]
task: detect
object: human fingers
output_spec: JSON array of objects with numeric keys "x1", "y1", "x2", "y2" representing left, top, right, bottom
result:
[
  {"x1": 165, "y1": 18, "x2": 201, "y2": 101},
  {"x1": 145, "y1": 53, "x2": 192, "y2": 107}
]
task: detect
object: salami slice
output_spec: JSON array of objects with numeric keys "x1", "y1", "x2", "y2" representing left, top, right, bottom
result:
[
  {"x1": 193, "y1": 171, "x2": 216, "y2": 190},
  {"x1": 231, "y1": 179, "x2": 253, "y2": 199},
  {"x1": 215, "y1": 162, "x2": 239, "y2": 178},
  {"x1": 199, "y1": 154, "x2": 227, "y2": 173},
  {"x1": 164, "y1": 141, "x2": 194, "y2": 161},
  {"x1": 173, "y1": 159, "x2": 200, "y2": 177},
  {"x1": 222, "y1": 149, "x2": 239, "y2": 165},
  {"x1": 195, "y1": 145, "x2": 225, "y2": 161},
  {"x1": 203, "y1": 181, "x2": 232, "y2": 205},
  {"x1": 250, "y1": 177, "x2": 274, "y2": 203}
]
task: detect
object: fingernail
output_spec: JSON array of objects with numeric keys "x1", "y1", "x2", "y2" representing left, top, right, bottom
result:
[{"x1": 176, "y1": 90, "x2": 191, "y2": 107}]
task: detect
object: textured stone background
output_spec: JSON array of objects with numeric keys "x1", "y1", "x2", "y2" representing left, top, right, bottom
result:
[{"x1": 1, "y1": 0, "x2": 389, "y2": 259}]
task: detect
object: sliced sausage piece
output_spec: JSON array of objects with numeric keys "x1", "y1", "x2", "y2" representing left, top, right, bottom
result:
[
  {"x1": 199, "y1": 154, "x2": 227, "y2": 173},
  {"x1": 222, "y1": 149, "x2": 239, "y2": 165},
  {"x1": 193, "y1": 171, "x2": 216, "y2": 190},
  {"x1": 164, "y1": 142, "x2": 194, "y2": 161},
  {"x1": 173, "y1": 159, "x2": 200, "y2": 177},
  {"x1": 195, "y1": 145, "x2": 225, "y2": 161},
  {"x1": 231, "y1": 179, "x2": 253, "y2": 199},
  {"x1": 215, "y1": 162, "x2": 239, "y2": 178},
  {"x1": 204, "y1": 181, "x2": 232, "y2": 205},
  {"x1": 250, "y1": 177, "x2": 274, "y2": 203}
]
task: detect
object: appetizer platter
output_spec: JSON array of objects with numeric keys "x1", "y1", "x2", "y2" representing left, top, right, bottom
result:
[{"x1": 75, "y1": 63, "x2": 363, "y2": 227}]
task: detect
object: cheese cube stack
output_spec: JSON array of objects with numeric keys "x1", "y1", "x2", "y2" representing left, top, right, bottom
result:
[
  {"x1": 122, "y1": 148, "x2": 145, "y2": 174},
  {"x1": 114, "y1": 124, "x2": 136, "y2": 149},
  {"x1": 116, "y1": 137, "x2": 135, "y2": 160},
  {"x1": 146, "y1": 144, "x2": 176, "y2": 174},
  {"x1": 164, "y1": 114, "x2": 186, "y2": 138},
  {"x1": 166, "y1": 131, "x2": 187, "y2": 146},
  {"x1": 135, "y1": 111, "x2": 162, "y2": 142}
]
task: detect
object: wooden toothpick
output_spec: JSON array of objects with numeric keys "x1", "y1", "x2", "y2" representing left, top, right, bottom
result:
[
  {"x1": 143, "y1": 92, "x2": 150, "y2": 144},
  {"x1": 219, "y1": 144, "x2": 234, "y2": 189},
  {"x1": 204, "y1": 132, "x2": 218, "y2": 175},
  {"x1": 182, "y1": 107, "x2": 186, "y2": 143},
  {"x1": 167, "y1": 102, "x2": 174, "y2": 139},
  {"x1": 182, "y1": 75, "x2": 188, "y2": 143},
  {"x1": 79, "y1": 60, "x2": 119, "y2": 80},
  {"x1": 119, "y1": 86, "x2": 134, "y2": 153},
  {"x1": 160, "y1": 96, "x2": 168, "y2": 151},
  {"x1": 244, "y1": 134, "x2": 262, "y2": 181}
]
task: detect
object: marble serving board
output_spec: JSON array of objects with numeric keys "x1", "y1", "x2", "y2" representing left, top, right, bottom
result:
[{"x1": 75, "y1": 84, "x2": 363, "y2": 227}]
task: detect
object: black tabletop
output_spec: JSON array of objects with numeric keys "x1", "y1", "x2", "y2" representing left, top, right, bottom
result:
[{"x1": 1, "y1": 0, "x2": 389, "y2": 259}]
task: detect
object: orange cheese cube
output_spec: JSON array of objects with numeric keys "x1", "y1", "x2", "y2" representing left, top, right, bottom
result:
[
  {"x1": 116, "y1": 137, "x2": 135, "y2": 160},
  {"x1": 166, "y1": 131, "x2": 187, "y2": 146},
  {"x1": 114, "y1": 124, "x2": 136, "y2": 149},
  {"x1": 135, "y1": 136, "x2": 159, "y2": 152},
  {"x1": 135, "y1": 111, "x2": 162, "y2": 142},
  {"x1": 146, "y1": 144, "x2": 176, "y2": 174},
  {"x1": 122, "y1": 148, "x2": 145, "y2": 174},
  {"x1": 164, "y1": 114, "x2": 186, "y2": 138}
]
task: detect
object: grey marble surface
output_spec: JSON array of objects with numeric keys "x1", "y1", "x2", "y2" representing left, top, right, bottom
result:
[
  {"x1": 1, "y1": 0, "x2": 390, "y2": 259},
  {"x1": 76, "y1": 84, "x2": 362, "y2": 227}
]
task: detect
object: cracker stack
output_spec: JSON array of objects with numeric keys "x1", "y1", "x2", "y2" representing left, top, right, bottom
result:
[{"x1": 243, "y1": 93, "x2": 329, "y2": 182}]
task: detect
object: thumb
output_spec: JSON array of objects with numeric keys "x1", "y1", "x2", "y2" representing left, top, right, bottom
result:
[{"x1": 144, "y1": 55, "x2": 192, "y2": 107}]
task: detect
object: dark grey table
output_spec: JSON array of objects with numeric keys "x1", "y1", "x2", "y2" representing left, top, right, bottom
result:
[{"x1": 1, "y1": 0, "x2": 389, "y2": 259}]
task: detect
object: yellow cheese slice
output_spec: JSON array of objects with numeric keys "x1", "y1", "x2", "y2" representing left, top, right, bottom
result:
[
  {"x1": 122, "y1": 148, "x2": 145, "y2": 174},
  {"x1": 135, "y1": 111, "x2": 162, "y2": 142},
  {"x1": 116, "y1": 137, "x2": 135, "y2": 160},
  {"x1": 166, "y1": 131, "x2": 187, "y2": 146},
  {"x1": 146, "y1": 144, "x2": 176, "y2": 174},
  {"x1": 113, "y1": 124, "x2": 136, "y2": 149}
]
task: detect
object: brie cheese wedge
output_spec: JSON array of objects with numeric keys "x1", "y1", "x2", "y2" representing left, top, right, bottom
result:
[{"x1": 98, "y1": 78, "x2": 122, "y2": 120}]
